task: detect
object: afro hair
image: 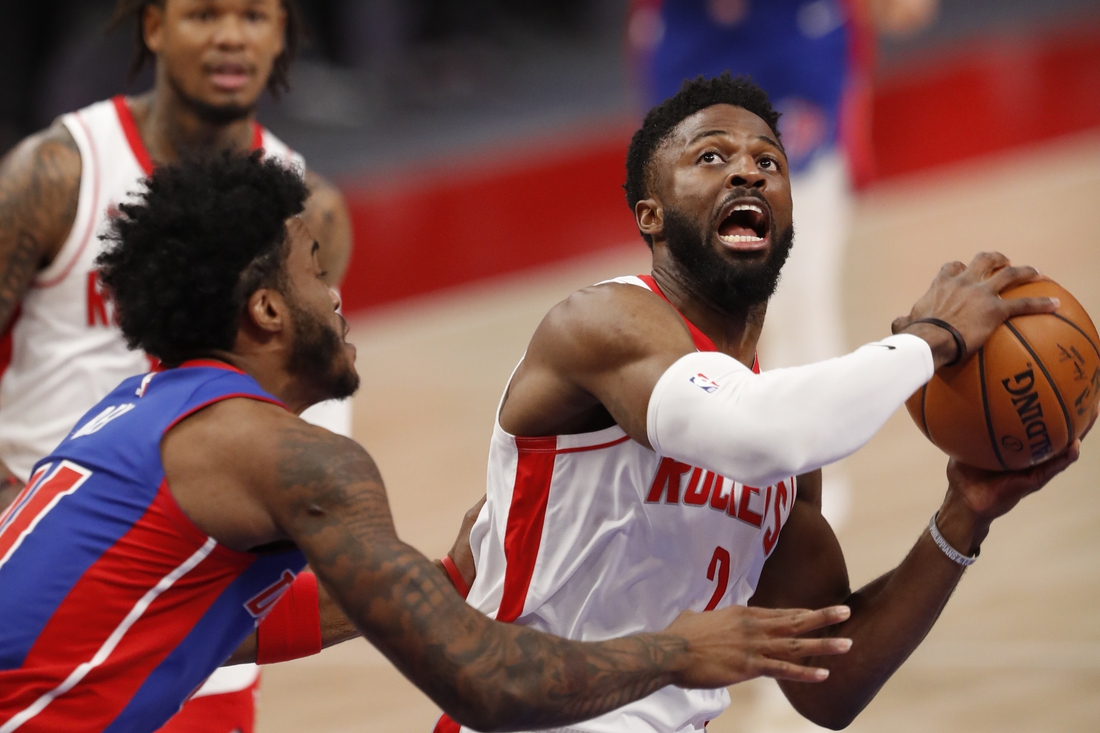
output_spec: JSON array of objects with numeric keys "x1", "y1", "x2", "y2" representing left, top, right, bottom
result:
[
  {"x1": 97, "y1": 151, "x2": 309, "y2": 366},
  {"x1": 624, "y1": 72, "x2": 781, "y2": 245}
]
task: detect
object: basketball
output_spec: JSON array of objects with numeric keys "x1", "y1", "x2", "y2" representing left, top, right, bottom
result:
[{"x1": 906, "y1": 278, "x2": 1100, "y2": 471}]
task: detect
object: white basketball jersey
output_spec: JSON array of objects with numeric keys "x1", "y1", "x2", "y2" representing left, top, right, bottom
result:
[
  {"x1": 0, "y1": 97, "x2": 310, "y2": 700},
  {"x1": 462, "y1": 276, "x2": 796, "y2": 733},
  {"x1": 0, "y1": 97, "x2": 305, "y2": 482}
]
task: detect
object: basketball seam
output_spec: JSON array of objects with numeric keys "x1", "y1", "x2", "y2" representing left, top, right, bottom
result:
[
  {"x1": 1049, "y1": 312, "x2": 1100, "y2": 359},
  {"x1": 978, "y1": 348, "x2": 1010, "y2": 470},
  {"x1": 1005, "y1": 321, "x2": 1075, "y2": 446}
]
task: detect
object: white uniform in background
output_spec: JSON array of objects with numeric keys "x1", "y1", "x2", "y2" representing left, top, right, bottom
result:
[
  {"x1": 0, "y1": 95, "x2": 351, "y2": 702},
  {"x1": 457, "y1": 276, "x2": 796, "y2": 733}
]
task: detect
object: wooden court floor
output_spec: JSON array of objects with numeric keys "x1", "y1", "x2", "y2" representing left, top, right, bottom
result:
[{"x1": 256, "y1": 130, "x2": 1100, "y2": 733}]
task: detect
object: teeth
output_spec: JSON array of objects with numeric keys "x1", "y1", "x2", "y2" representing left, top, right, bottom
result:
[
  {"x1": 719, "y1": 234, "x2": 764, "y2": 243},
  {"x1": 732, "y1": 204, "x2": 763, "y2": 214}
]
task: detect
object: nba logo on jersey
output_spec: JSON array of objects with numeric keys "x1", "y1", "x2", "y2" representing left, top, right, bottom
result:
[{"x1": 689, "y1": 373, "x2": 720, "y2": 393}]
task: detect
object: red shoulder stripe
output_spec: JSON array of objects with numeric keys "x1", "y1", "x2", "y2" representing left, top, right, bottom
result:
[{"x1": 112, "y1": 96, "x2": 154, "y2": 176}]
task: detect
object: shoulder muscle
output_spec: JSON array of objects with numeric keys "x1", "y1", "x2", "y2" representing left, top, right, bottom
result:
[{"x1": 500, "y1": 281, "x2": 696, "y2": 441}]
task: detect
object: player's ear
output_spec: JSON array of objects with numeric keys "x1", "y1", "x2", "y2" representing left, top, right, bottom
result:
[
  {"x1": 635, "y1": 198, "x2": 663, "y2": 239},
  {"x1": 245, "y1": 287, "x2": 287, "y2": 335},
  {"x1": 143, "y1": 3, "x2": 165, "y2": 54}
]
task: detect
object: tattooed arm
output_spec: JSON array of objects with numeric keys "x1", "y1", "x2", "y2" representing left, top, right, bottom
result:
[
  {"x1": 302, "y1": 170, "x2": 351, "y2": 288},
  {"x1": 164, "y1": 401, "x2": 851, "y2": 731},
  {"x1": 0, "y1": 122, "x2": 82, "y2": 485},
  {"x1": 263, "y1": 419, "x2": 851, "y2": 730}
]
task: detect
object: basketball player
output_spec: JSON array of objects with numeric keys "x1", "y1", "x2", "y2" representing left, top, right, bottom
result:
[
  {"x1": 443, "y1": 74, "x2": 1082, "y2": 733},
  {"x1": 0, "y1": 153, "x2": 858, "y2": 733},
  {"x1": 0, "y1": 1, "x2": 350, "y2": 727},
  {"x1": 628, "y1": 0, "x2": 939, "y2": 527}
]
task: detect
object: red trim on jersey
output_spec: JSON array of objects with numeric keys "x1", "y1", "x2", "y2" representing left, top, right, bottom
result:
[
  {"x1": 636, "y1": 275, "x2": 760, "y2": 373},
  {"x1": 178, "y1": 359, "x2": 247, "y2": 375},
  {"x1": 164, "y1": 393, "x2": 288, "y2": 435},
  {"x1": 433, "y1": 714, "x2": 462, "y2": 733},
  {"x1": 35, "y1": 113, "x2": 102, "y2": 290},
  {"x1": 113, "y1": 96, "x2": 154, "y2": 176},
  {"x1": 497, "y1": 436, "x2": 557, "y2": 623},
  {"x1": 3, "y1": 482, "x2": 253, "y2": 729},
  {"x1": 251, "y1": 122, "x2": 264, "y2": 152},
  {"x1": 636, "y1": 275, "x2": 717, "y2": 352}
]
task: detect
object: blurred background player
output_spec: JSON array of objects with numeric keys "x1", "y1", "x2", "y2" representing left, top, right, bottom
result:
[
  {"x1": 0, "y1": 1, "x2": 352, "y2": 730},
  {"x1": 627, "y1": 0, "x2": 939, "y2": 528}
]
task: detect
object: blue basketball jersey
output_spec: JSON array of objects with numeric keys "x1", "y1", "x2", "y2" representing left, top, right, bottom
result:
[{"x1": 0, "y1": 360, "x2": 306, "y2": 733}]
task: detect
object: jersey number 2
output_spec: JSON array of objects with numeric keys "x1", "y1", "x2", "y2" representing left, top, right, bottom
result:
[{"x1": 705, "y1": 545, "x2": 730, "y2": 611}]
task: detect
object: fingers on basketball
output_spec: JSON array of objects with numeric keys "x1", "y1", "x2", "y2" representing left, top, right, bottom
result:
[{"x1": 967, "y1": 251, "x2": 1009, "y2": 276}]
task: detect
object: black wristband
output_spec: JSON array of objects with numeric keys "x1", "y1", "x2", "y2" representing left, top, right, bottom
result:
[{"x1": 909, "y1": 317, "x2": 967, "y2": 367}]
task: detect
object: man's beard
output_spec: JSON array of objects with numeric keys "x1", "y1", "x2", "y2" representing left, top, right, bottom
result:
[
  {"x1": 285, "y1": 298, "x2": 360, "y2": 402},
  {"x1": 663, "y1": 204, "x2": 794, "y2": 314},
  {"x1": 168, "y1": 73, "x2": 255, "y2": 125}
]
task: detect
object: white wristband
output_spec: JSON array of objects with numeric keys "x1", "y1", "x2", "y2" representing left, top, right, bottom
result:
[{"x1": 928, "y1": 512, "x2": 979, "y2": 567}]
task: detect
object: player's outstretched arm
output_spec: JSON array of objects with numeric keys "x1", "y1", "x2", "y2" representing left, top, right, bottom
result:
[
  {"x1": 258, "y1": 420, "x2": 854, "y2": 731},
  {"x1": 751, "y1": 446, "x2": 1080, "y2": 730},
  {"x1": 504, "y1": 257, "x2": 1060, "y2": 489}
]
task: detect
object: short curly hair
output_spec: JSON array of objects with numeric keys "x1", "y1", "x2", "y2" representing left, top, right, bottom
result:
[
  {"x1": 97, "y1": 151, "x2": 308, "y2": 366},
  {"x1": 624, "y1": 72, "x2": 781, "y2": 245}
]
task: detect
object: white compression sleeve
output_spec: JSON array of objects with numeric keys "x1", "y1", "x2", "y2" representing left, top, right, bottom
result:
[{"x1": 646, "y1": 333, "x2": 934, "y2": 487}]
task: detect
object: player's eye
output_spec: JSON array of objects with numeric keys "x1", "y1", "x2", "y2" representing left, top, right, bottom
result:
[
  {"x1": 699, "y1": 151, "x2": 723, "y2": 165},
  {"x1": 759, "y1": 156, "x2": 779, "y2": 171},
  {"x1": 244, "y1": 10, "x2": 267, "y2": 22}
]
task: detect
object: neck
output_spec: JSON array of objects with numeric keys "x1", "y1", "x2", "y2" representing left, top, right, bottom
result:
[
  {"x1": 650, "y1": 261, "x2": 765, "y2": 367},
  {"x1": 205, "y1": 350, "x2": 323, "y2": 416},
  {"x1": 131, "y1": 76, "x2": 256, "y2": 165}
]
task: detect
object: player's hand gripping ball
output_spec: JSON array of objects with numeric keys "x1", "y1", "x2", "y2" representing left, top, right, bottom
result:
[{"x1": 906, "y1": 278, "x2": 1100, "y2": 471}]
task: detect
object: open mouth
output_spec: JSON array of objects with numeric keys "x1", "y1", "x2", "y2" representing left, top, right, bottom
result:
[
  {"x1": 717, "y1": 200, "x2": 770, "y2": 248},
  {"x1": 208, "y1": 63, "x2": 251, "y2": 91}
]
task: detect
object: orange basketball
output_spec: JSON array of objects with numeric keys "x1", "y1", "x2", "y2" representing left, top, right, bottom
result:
[{"x1": 906, "y1": 278, "x2": 1100, "y2": 471}]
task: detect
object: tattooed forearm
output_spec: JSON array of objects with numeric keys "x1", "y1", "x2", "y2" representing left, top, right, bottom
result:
[
  {"x1": 268, "y1": 423, "x2": 685, "y2": 731},
  {"x1": 0, "y1": 232, "x2": 39, "y2": 330},
  {"x1": 0, "y1": 123, "x2": 81, "y2": 329}
]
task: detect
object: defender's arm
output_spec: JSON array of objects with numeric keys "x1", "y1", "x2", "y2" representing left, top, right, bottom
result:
[{"x1": 239, "y1": 412, "x2": 858, "y2": 732}]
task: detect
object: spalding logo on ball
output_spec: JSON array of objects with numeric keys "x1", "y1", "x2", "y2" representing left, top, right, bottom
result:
[{"x1": 906, "y1": 278, "x2": 1100, "y2": 471}]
